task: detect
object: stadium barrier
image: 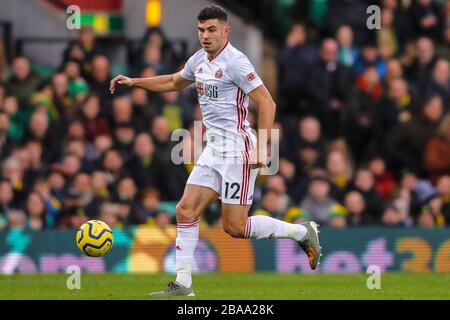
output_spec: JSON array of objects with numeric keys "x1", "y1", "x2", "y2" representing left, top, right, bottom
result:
[{"x1": 0, "y1": 227, "x2": 449, "y2": 274}]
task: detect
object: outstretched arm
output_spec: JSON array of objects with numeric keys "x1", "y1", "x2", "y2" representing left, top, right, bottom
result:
[
  {"x1": 248, "y1": 84, "x2": 276, "y2": 168},
  {"x1": 110, "y1": 72, "x2": 194, "y2": 94}
]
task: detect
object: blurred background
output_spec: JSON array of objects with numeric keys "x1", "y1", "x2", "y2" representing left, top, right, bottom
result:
[{"x1": 0, "y1": 0, "x2": 449, "y2": 275}]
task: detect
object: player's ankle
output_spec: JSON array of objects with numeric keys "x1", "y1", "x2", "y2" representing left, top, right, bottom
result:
[{"x1": 176, "y1": 274, "x2": 192, "y2": 288}]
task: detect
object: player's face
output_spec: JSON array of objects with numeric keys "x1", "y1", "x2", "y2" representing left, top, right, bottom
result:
[{"x1": 198, "y1": 19, "x2": 229, "y2": 53}]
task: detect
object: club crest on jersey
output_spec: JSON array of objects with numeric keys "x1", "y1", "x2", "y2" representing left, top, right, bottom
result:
[
  {"x1": 246, "y1": 72, "x2": 256, "y2": 82},
  {"x1": 215, "y1": 68, "x2": 223, "y2": 79}
]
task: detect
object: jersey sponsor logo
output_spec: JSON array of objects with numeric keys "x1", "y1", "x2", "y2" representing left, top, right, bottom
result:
[
  {"x1": 246, "y1": 72, "x2": 256, "y2": 82},
  {"x1": 215, "y1": 68, "x2": 223, "y2": 79},
  {"x1": 196, "y1": 82, "x2": 204, "y2": 95},
  {"x1": 196, "y1": 81, "x2": 218, "y2": 98},
  {"x1": 197, "y1": 67, "x2": 203, "y2": 73}
]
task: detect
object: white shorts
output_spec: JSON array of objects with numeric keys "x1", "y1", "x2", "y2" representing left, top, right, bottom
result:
[{"x1": 186, "y1": 146, "x2": 259, "y2": 205}]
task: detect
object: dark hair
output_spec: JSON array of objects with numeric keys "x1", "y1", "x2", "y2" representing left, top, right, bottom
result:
[
  {"x1": 197, "y1": 5, "x2": 228, "y2": 22},
  {"x1": 422, "y1": 93, "x2": 441, "y2": 108},
  {"x1": 26, "y1": 190, "x2": 47, "y2": 214},
  {"x1": 0, "y1": 178, "x2": 12, "y2": 185}
]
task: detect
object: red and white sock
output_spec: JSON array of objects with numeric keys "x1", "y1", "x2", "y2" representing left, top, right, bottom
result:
[
  {"x1": 175, "y1": 219, "x2": 200, "y2": 288},
  {"x1": 244, "y1": 215, "x2": 307, "y2": 241}
]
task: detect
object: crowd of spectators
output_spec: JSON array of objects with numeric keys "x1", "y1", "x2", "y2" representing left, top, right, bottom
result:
[{"x1": 0, "y1": 0, "x2": 449, "y2": 231}]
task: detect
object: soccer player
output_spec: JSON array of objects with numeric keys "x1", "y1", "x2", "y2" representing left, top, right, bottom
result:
[{"x1": 110, "y1": 5, "x2": 321, "y2": 297}]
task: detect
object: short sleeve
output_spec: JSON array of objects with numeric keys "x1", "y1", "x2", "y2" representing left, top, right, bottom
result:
[
  {"x1": 180, "y1": 54, "x2": 197, "y2": 81},
  {"x1": 230, "y1": 55, "x2": 263, "y2": 94}
]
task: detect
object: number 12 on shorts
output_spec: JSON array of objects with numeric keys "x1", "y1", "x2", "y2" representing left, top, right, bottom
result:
[{"x1": 224, "y1": 182, "x2": 240, "y2": 199}]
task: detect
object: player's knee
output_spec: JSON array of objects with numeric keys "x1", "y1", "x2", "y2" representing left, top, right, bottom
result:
[
  {"x1": 223, "y1": 222, "x2": 245, "y2": 238},
  {"x1": 175, "y1": 202, "x2": 196, "y2": 222}
]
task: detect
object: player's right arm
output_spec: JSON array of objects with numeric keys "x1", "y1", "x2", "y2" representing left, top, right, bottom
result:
[{"x1": 109, "y1": 72, "x2": 193, "y2": 94}]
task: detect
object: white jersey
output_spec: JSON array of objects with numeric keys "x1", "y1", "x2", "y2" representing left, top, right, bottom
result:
[{"x1": 180, "y1": 41, "x2": 263, "y2": 158}]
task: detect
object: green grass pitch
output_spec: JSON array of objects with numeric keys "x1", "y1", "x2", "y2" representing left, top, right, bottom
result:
[{"x1": 0, "y1": 273, "x2": 448, "y2": 300}]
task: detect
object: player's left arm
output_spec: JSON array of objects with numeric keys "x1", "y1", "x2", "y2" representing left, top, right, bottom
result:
[{"x1": 248, "y1": 85, "x2": 276, "y2": 168}]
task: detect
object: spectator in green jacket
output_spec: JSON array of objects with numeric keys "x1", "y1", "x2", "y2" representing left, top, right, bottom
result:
[{"x1": 6, "y1": 56, "x2": 40, "y2": 107}]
